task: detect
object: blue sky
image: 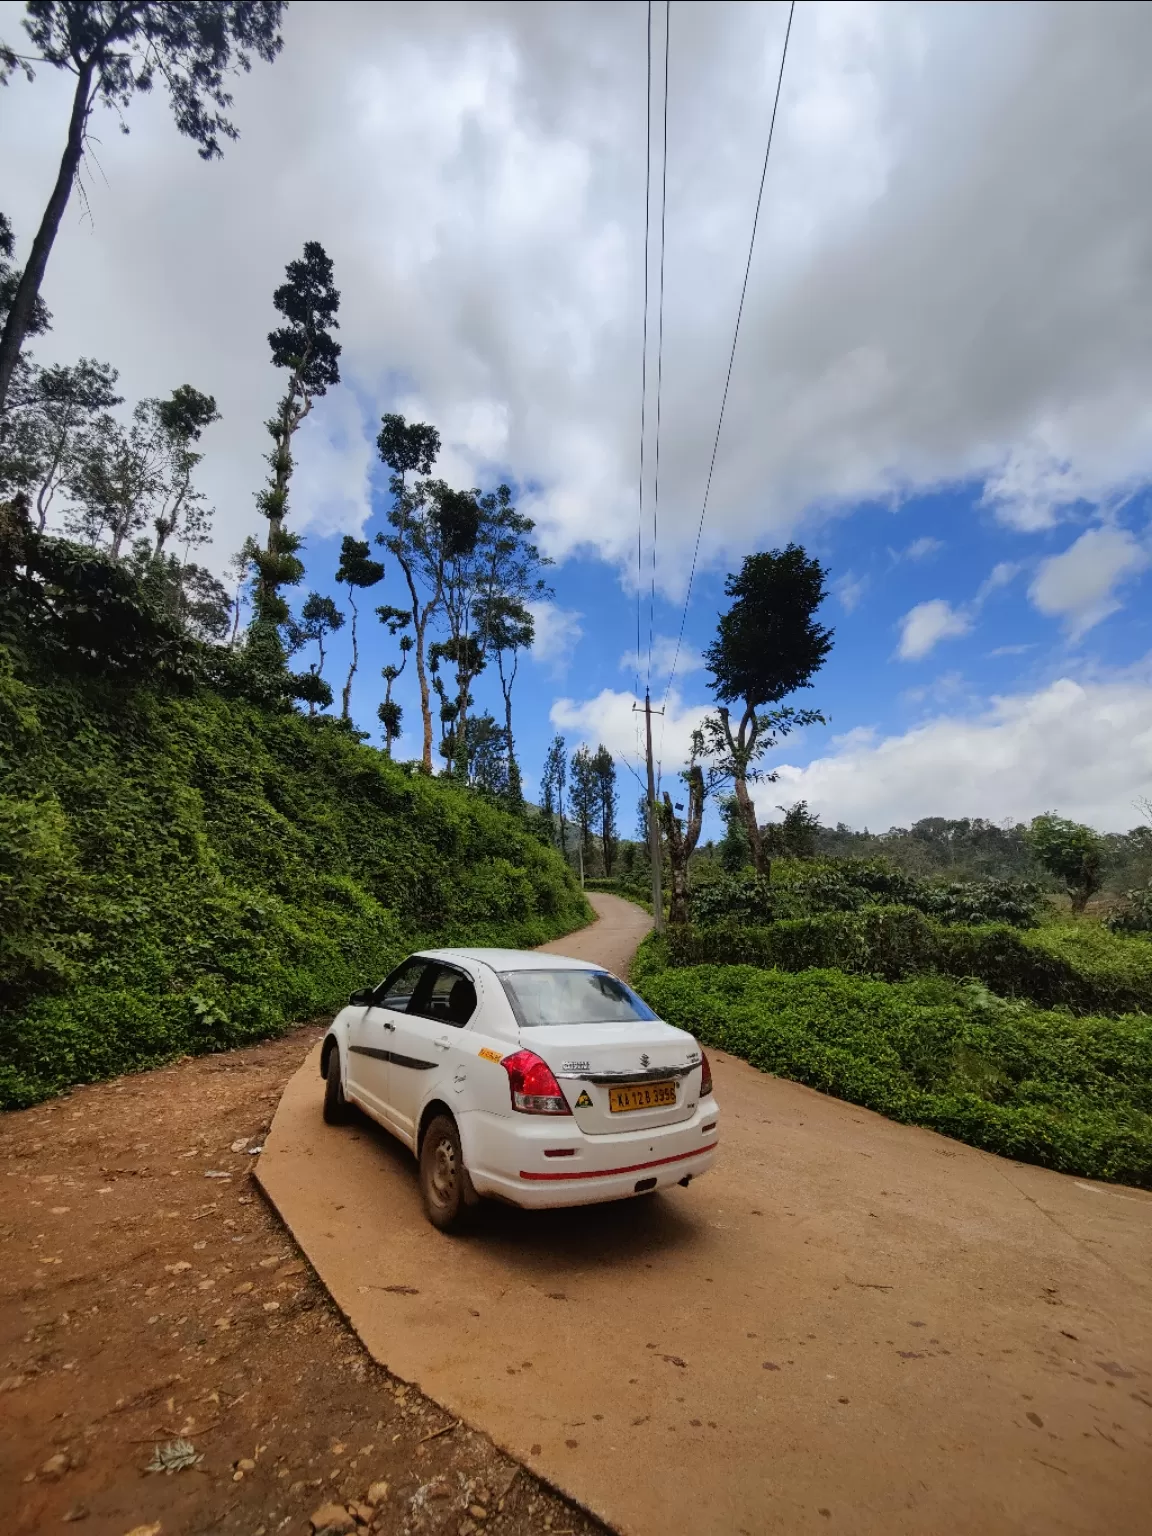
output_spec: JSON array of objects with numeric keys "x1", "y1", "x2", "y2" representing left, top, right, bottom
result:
[{"x1": 4, "y1": 0, "x2": 1152, "y2": 831}]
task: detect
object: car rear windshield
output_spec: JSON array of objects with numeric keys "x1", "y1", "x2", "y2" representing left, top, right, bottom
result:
[{"x1": 500, "y1": 968, "x2": 658, "y2": 1026}]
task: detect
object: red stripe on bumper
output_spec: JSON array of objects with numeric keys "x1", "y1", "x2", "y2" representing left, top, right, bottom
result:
[{"x1": 519, "y1": 1141, "x2": 718, "y2": 1182}]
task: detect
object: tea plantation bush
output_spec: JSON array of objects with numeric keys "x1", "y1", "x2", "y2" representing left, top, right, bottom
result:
[
  {"x1": 689, "y1": 861, "x2": 1042, "y2": 929},
  {"x1": 0, "y1": 646, "x2": 590, "y2": 1107},
  {"x1": 630, "y1": 948, "x2": 1152, "y2": 1186},
  {"x1": 660, "y1": 908, "x2": 1152, "y2": 1016}
]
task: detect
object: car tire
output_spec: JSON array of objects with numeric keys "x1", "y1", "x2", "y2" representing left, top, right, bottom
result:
[
  {"x1": 322, "y1": 1045, "x2": 351, "y2": 1125},
  {"x1": 419, "y1": 1114, "x2": 472, "y2": 1232}
]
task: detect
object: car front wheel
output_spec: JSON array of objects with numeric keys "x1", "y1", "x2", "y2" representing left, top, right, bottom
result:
[
  {"x1": 322, "y1": 1045, "x2": 351, "y2": 1125},
  {"x1": 419, "y1": 1114, "x2": 471, "y2": 1231}
]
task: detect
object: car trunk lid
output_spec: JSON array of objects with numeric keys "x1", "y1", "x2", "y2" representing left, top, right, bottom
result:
[{"x1": 520, "y1": 1020, "x2": 702, "y2": 1135}]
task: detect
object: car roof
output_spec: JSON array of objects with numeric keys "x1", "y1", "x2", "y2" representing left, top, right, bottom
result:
[{"x1": 414, "y1": 948, "x2": 605, "y2": 974}]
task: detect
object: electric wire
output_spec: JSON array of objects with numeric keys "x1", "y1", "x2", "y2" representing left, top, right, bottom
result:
[
  {"x1": 635, "y1": 0, "x2": 653, "y2": 711},
  {"x1": 648, "y1": 0, "x2": 671, "y2": 689},
  {"x1": 660, "y1": 0, "x2": 796, "y2": 717}
]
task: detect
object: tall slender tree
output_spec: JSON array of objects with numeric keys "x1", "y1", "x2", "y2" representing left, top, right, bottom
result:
[
  {"x1": 335, "y1": 536, "x2": 384, "y2": 720},
  {"x1": 542, "y1": 734, "x2": 568, "y2": 857},
  {"x1": 660, "y1": 763, "x2": 705, "y2": 925},
  {"x1": 0, "y1": 357, "x2": 121, "y2": 525},
  {"x1": 476, "y1": 594, "x2": 534, "y2": 805},
  {"x1": 149, "y1": 385, "x2": 219, "y2": 556},
  {"x1": 298, "y1": 592, "x2": 344, "y2": 715},
  {"x1": 591, "y1": 745, "x2": 618, "y2": 875},
  {"x1": 375, "y1": 414, "x2": 445, "y2": 772},
  {"x1": 377, "y1": 634, "x2": 412, "y2": 757},
  {"x1": 0, "y1": 2, "x2": 286, "y2": 412},
  {"x1": 569, "y1": 745, "x2": 599, "y2": 873},
  {"x1": 251, "y1": 242, "x2": 340, "y2": 647},
  {"x1": 703, "y1": 545, "x2": 832, "y2": 877}
]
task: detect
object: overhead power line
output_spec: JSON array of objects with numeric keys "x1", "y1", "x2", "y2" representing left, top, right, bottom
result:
[
  {"x1": 648, "y1": 0, "x2": 671, "y2": 689},
  {"x1": 661, "y1": 0, "x2": 796, "y2": 712},
  {"x1": 635, "y1": 0, "x2": 654, "y2": 704}
]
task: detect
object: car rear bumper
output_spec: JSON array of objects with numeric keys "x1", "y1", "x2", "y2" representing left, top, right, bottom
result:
[{"x1": 460, "y1": 1099, "x2": 720, "y2": 1209}]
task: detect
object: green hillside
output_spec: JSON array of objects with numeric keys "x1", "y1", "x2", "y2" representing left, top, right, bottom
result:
[{"x1": 0, "y1": 641, "x2": 589, "y2": 1108}]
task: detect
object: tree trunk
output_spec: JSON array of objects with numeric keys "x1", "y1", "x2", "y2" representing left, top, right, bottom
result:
[
  {"x1": 414, "y1": 611, "x2": 434, "y2": 772},
  {"x1": 0, "y1": 64, "x2": 94, "y2": 413},
  {"x1": 732, "y1": 772, "x2": 767, "y2": 878},
  {"x1": 661, "y1": 766, "x2": 704, "y2": 924},
  {"x1": 341, "y1": 589, "x2": 358, "y2": 720}
]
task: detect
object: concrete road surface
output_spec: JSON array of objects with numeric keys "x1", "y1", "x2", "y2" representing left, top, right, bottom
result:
[{"x1": 257, "y1": 893, "x2": 1152, "y2": 1535}]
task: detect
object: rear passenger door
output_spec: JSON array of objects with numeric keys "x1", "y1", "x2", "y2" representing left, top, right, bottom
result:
[
  {"x1": 345, "y1": 958, "x2": 428, "y2": 1128},
  {"x1": 386, "y1": 962, "x2": 478, "y2": 1147}
]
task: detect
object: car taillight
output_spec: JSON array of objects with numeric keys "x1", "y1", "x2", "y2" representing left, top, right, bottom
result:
[
  {"x1": 699, "y1": 1049, "x2": 713, "y2": 1099},
  {"x1": 501, "y1": 1050, "x2": 572, "y2": 1115}
]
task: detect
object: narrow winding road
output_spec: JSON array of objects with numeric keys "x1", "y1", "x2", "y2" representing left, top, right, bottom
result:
[{"x1": 258, "y1": 893, "x2": 1152, "y2": 1536}]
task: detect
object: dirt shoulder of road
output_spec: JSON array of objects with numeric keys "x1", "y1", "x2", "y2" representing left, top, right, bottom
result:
[{"x1": 0, "y1": 1025, "x2": 607, "y2": 1536}]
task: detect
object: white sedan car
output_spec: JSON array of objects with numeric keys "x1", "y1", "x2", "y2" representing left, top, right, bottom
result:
[{"x1": 320, "y1": 947, "x2": 719, "y2": 1230}]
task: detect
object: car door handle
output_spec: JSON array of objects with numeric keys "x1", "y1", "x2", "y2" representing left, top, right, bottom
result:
[{"x1": 434, "y1": 1039, "x2": 450, "y2": 1051}]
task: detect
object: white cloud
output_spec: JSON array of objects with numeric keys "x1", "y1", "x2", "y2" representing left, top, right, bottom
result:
[
  {"x1": 8, "y1": 3, "x2": 1152, "y2": 583},
  {"x1": 526, "y1": 600, "x2": 583, "y2": 675},
  {"x1": 1029, "y1": 525, "x2": 1150, "y2": 637},
  {"x1": 765, "y1": 672, "x2": 1152, "y2": 831},
  {"x1": 976, "y1": 561, "x2": 1020, "y2": 601},
  {"x1": 619, "y1": 634, "x2": 703, "y2": 683},
  {"x1": 549, "y1": 687, "x2": 709, "y2": 785},
  {"x1": 901, "y1": 537, "x2": 943, "y2": 562},
  {"x1": 897, "y1": 599, "x2": 972, "y2": 661},
  {"x1": 833, "y1": 571, "x2": 868, "y2": 612}
]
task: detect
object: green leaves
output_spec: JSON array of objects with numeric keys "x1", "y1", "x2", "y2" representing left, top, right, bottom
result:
[
  {"x1": 1028, "y1": 813, "x2": 1106, "y2": 912},
  {"x1": 633, "y1": 952, "x2": 1152, "y2": 1186}
]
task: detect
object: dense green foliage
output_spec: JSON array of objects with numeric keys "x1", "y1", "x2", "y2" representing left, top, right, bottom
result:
[
  {"x1": 0, "y1": 643, "x2": 589, "y2": 1108},
  {"x1": 801, "y1": 814, "x2": 1152, "y2": 895},
  {"x1": 1105, "y1": 884, "x2": 1152, "y2": 936},
  {"x1": 657, "y1": 908, "x2": 1152, "y2": 1016},
  {"x1": 689, "y1": 860, "x2": 1042, "y2": 929},
  {"x1": 630, "y1": 952, "x2": 1152, "y2": 1186}
]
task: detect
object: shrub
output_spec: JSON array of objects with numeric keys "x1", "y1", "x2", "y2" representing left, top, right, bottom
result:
[
  {"x1": 629, "y1": 952, "x2": 1152, "y2": 1186},
  {"x1": 690, "y1": 857, "x2": 1041, "y2": 929},
  {"x1": 1106, "y1": 885, "x2": 1152, "y2": 937},
  {"x1": 655, "y1": 908, "x2": 1152, "y2": 1016},
  {"x1": 0, "y1": 644, "x2": 590, "y2": 1106}
]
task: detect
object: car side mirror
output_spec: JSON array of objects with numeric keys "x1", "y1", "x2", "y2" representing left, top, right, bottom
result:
[{"x1": 348, "y1": 987, "x2": 375, "y2": 1006}]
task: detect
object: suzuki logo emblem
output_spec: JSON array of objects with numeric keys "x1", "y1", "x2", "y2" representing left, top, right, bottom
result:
[{"x1": 640, "y1": 1053, "x2": 650, "y2": 1068}]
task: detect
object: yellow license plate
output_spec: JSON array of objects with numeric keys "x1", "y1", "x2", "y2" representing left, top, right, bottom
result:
[{"x1": 608, "y1": 1080, "x2": 676, "y2": 1113}]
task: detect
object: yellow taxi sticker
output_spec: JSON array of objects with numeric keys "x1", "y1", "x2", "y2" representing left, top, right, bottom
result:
[{"x1": 477, "y1": 1047, "x2": 504, "y2": 1064}]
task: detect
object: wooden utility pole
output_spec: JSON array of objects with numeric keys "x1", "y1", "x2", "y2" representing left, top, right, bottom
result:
[{"x1": 634, "y1": 689, "x2": 665, "y2": 932}]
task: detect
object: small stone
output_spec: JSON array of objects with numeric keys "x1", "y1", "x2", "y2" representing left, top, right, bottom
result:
[
  {"x1": 231, "y1": 1139, "x2": 249, "y2": 1152},
  {"x1": 62, "y1": 1502, "x2": 89, "y2": 1522},
  {"x1": 349, "y1": 1503, "x2": 374, "y2": 1525},
  {"x1": 309, "y1": 1505, "x2": 356, "y2": 1535},
  {"x1": 237, "y1": 1457, "x2": 256, "y2": 1471},
  {"x1": 164, "y1": 1262, "x2": 192, "y2": 1275},
  {"x1": 124, "y1": 1526, "x2": 162, "y2": 1536},
  {"x1": 263, "y1": 1301, "x2": 280, "y2": 1313},
  {"x1": 459, "y1": 1522, "x2": 477, "y2": 1536},
  {"x1": 233, "y1": 1281, "x2": 254, "y2": 1295},
  {"x1": 468, "y1": 1506, "x2": 488, "y2": 1521},
  {"x1": 364, "y1": 1481, "x2": 390, "y2": 1506},
  {"x1": 232, "y1": 1470, "x2": 244, "y2": 1483},
  {"x1": 40, "y1": 1452, "x2": 69, "y2": 1480}
]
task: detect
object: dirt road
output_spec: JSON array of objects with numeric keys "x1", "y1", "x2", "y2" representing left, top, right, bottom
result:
[
  {"x1": 0, "y1": 1032, "x2": 605, "y2": 1536},
  {"x1": 259, "y1": 893, "x2": 1152, "y2": 1536}
]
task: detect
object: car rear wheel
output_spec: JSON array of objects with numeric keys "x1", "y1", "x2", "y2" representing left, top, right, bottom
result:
[
  {"x1": 322, "y1": 1045, "x2": 351, "y2": 1125},
  {"x1": 419, "y1": 1114, "x2": 471, "y2": 1231}
]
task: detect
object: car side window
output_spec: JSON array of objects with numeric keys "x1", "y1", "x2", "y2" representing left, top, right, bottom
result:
[
  {"x1": 377, "y1": 959, "x2": 429, "y2": 1013},
  {"x1": 409, "y1": 964, "x2": 477, "y2": 1028}
]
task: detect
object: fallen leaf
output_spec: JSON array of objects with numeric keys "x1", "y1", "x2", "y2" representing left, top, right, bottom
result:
[{"x1": 146, "y1": 1439, "x2": 201, "y2": 1474}]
